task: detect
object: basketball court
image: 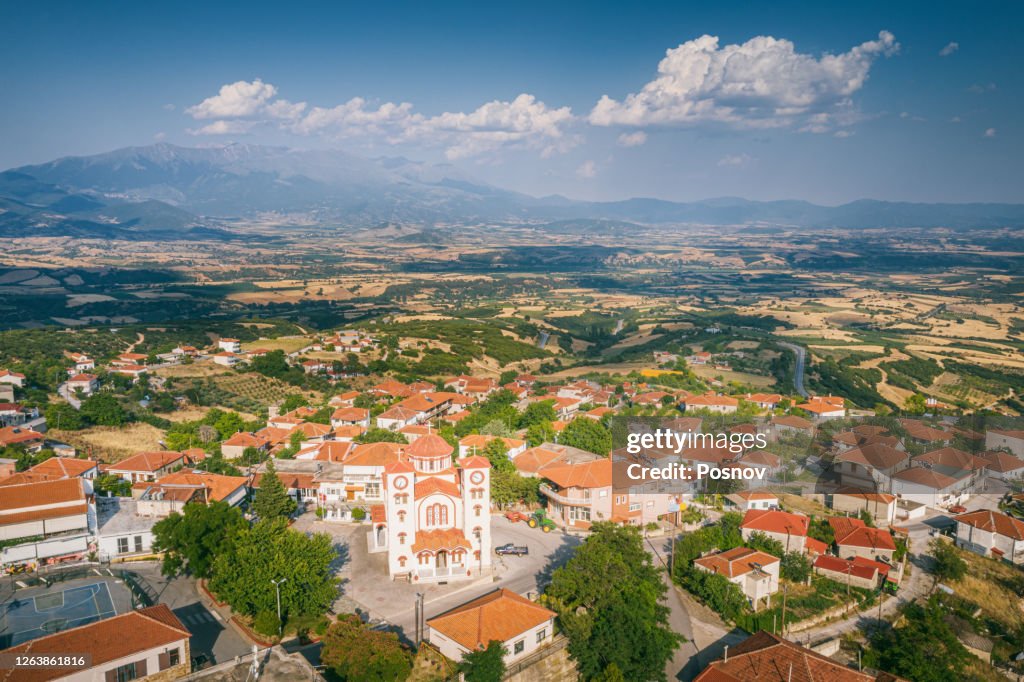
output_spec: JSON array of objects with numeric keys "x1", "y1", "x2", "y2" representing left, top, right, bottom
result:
[{"x1": 0, "y1": 580, "x2": 117, "y2": 648}]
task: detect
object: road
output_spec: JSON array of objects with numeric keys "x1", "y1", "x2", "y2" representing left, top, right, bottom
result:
[
  {"x1": 777, "y1": 342, "x2": 809, "y2": 397},
  {"x1": 56, "y1": 382, "x2": 81, "y2": 409}
]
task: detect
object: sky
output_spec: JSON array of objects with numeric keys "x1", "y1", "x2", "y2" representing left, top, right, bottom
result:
[{"x1": 1, "y1": 0, "x2": 1021, "y2": 204}]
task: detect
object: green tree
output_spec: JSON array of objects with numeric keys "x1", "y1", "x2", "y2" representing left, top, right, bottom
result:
[
  {"x1": 45, "y1": 402, "x2": 84, "y2": 430},
  {"x1": 213, "y1": 411, "x2": 245, "y2": 440},
  {"x1": 321, "y1": 613, "x2": 413, "y2": 682},
  {"x1": 80, "y1": 393, "x2": 127, "y2": 426},
  {"x1": 903, "y1": 393, "x2": 927, "y2": 416},
  {"x1": 929, "y1": 538, "x2": 967, "y2": 583},
  {"x1": 863, "y1": 598, "x2": 970, "y2": 682},
  {"x1": 559, "y1": 418, "x2": 612, "y2": 456},
  {"x1": 518, "y1": 400, "x2": 557, "y2": 429},
  {"x1": 93, "y1": 473, "x2": 132, "y2": 497},
  {"x1": 544, "y1": 524, "x2": 681, "y2": 681},
  {"x1": 152, "y1": 501, "x2": 246, "y2": 578},
  {"x1": 525, "y1": 420, "x2": 556, "y2": 447},
  {"x1": 460, "y1": 640, "x2": 506, "y2": 682},
  {"x1": 253, "y1": 460, "x2": 297, "y2": 520},
  {"x1": 745, "y1": 531, "x2": 784, "y2": 558},
  {"x1": 482, "y1": 438, "x2": 514, "y2": 473},
  {"x1": 780, "y1": 551, "x2": 812, "y2": 583},
  {"x1": 209, "y1": 518, "x2": 338, "y2": 621},
  {"x1": 355, "y1": 428, "x2": 408, "y2": 444},
  {"x1": 280, "y1": 394, "x2": 309, "y2": 412}
]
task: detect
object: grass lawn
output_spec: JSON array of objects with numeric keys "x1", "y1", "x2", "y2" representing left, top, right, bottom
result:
[{"x1": 51, "y1": 423, "x2": 166, "y2": 462}]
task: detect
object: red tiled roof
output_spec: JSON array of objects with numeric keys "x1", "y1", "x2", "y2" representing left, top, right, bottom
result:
[
  {"x1": 411, "y1": 528, "x2": 472, "y2": 554},
  {"x1": 407, "y1": 433, "x2": 454, "y2": 459},
  {"x1": 415, "y1": 476, "x2": 462, "y2": 498},
  {"x1": 0, "y1": 604, "x2": 190, "y2": 682},
  {"x1": 829, "y1": 517, "x2": 896, "y2": 551},
  {"x1": 741, "y1": 509, "x2": 809, "y2": 537},
  {"x1": 771, "y1": 415, "x2": 814, "y2": 430},
  {"x1": 0, "y1": 478, "x2": 86, "y2": 512},
  {"x1": 955, "y1": 509, "x2": 1024, "y2": 541},
  {"x1": 541, "y1": 458, "x2": 612, "y2": 489},
  {"x1": 814, "y1": 554, "x2": 879, "y2": 582},
  {"x1": 693, "y1": 547, "x2": 779, "y2": 579},
  {"x1": 427, "y1": 589, "x2": 555, "y2": 651},
  {"x1": 693, "y1": 630, "x2": 882, "y2": 681},
  {"x1": 109, "y1": 450, "x2": 184, "y2": 473}
]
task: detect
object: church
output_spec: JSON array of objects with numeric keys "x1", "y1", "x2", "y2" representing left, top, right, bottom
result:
[{"x1": 376, "y1": 433, "x2": 492, "y2": 582}]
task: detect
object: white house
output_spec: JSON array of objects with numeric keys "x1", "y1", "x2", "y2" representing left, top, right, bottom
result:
[
  {"x1": 986, "y1": 429, "x2": 1024, "y2": 458},
  {"x1": 427, "y1": 589, "x2": 557, "y2": 668},
  {"x1": 0, "y1": 369, "x2": 26, "y2": 387},
  {"x1": 955, "y1": 509, "x2": 1024, "y2": 565},
  {"x1": 218, "y1": 337, "x2": 242, "y2": 353},
  {"x1": 67, "y1": 373, "x2": 99, "y2": 396},
  {"x1": 94, "y1": 496, "x2": 157, "y2": 561},
  {"x1": 693, "y1": 547, "x2": 780, "y2": 611}
]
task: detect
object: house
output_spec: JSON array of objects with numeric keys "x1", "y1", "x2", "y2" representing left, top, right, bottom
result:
[
  {"x1": 221, "y1": 431, "x2": 270, "y2": 459},
  {"x1": 740, "y1": 509, "x2": 809, "y2": 554},
  {"x1": 0, "y1": 369, "x2": 26, "y2": 387},
  {"x1": 512, "y1": 446, "x2": 573, "y2": 478},
  {"x1": 694, "y1": 630, "x2": 891, "y2": 681},
  {"x1": 94, "y1": 495, "x2": 158, "y2": 560},
  {"x1": 829, "y1": 517, "x2": 897, "y2": 562},
  {"x1": 107, "y1": 451, "x2": 186, "y2": 483},
  {"x1": 901, "y1": 419, "x2": 954, "y2": 446},
  {"x1": 550, "y1": 396, "x2": 582, "y2": 420},
  {"x1": 295, "y1": 440, "x2": 354, "y2": 464},
  {"x1": 212, "y1": 351, "x2": 240, "y2": 367},
  {"x1": 688, "y1": 351, "x2": 712, "y2": 365},
  {"x1": 141, "y1": 471, "x2": 249, "y2": 507},
  {"x1": 329, "y1": 390, "x2": 361, "y2": 408},
  {"x1": 978, "y1": 450, "x2": 1024, "y2": 480},
  {"x1": 693, "y1": 547, "x2": 780, "y2": 610},
  {"x1": 0, "y1": 426, "x2": 45, "y2": 451},
  {"x1": 65, "y1": 352, "x2": 96, "y2": 372},
  {"x1": 891, "y1": 466, "x2": 972, "y2": 507},
  {"x1": 746, "y1": 393, "x2": 783, "y2": 410},
  {"x1": 724, "y1": 491, "x2": 779, "y2": 512},
  {"x1": 369, "y1": 378, "x2": 414, "y2": 398},
  {"x1": 0, "y1": 457, "x2": 99, "y2": 487},
  {"x1": 539, "y1": 458, "x2": 615, "y2": 529},
  {"x1": 301, "y1": 359, "x2": 328, "y2": 374},
  {"x1": 458, "y1": 434, "x2": 527, "y2": 460},
  {"x1": 795, "y1": 395, "x2": 846, "y2": 420},
  {"x1": 171, "y1": 344, "x2": 199, "y2": 357},
  {"x1": 316, "y1": 442, "x2": 403, "y2": 515},
  {"x1": 985, "y1": 429, "x2": 1024, "y2": 458},
  {"x1": 218, "y1": 337, "x2": 241, "y2": 353},
  {"x1": 683, "y1": 392, "x2": 739, "y2": 414},
  {"x1": 733, "y1": 450, "x2": 783, "y2": 481},
  {"x1": 954, "y1": 510, "x2": 1024, "y2": 565},
  {"x1": 912, "y1": 447, "x2": 988, "y2": 488},
  {"x1": 111, "y1": 352, "x2": 148, "y2": 367},
  {"x1": 330, "y1": 407, "x2": 371, "y2": 429},
  {"x1": 634, "y1": 391, "x2": 671, "y2": 406},
  {"x1": 0, "y1": 402, "x2": 39, "y2": 427},
  {"x1": 830, "y1": 489, "x2": 898, "y2": 526},
  {"x1": 769, "y1": 415, "x2": 815, "y2": 440},
  {"x1": 426, "y1": 589, "x2": 557, "y2": 668},
  {"x1": 0, "y1": 478, "x2": 92, "y2": 570},
  {"x1": 444, "y1": 375, "x2": 498, "y2": 401},
  {"x1": 378, "y1": 437, "x2": 492, "y2": 582},
  {"x1": 67, "y1": 373, "x2": 99, "y2": 395},
  {"x1": 376, "y1": 405, "x2": 422, "y2": 431},
  {"x1": 813, "y1": 554, "x2": 889, "y2": 590},
  {"x1": 833, "y1": 443, "x2": 909, "y2": 493},
  {"x1": 0, "y1": 604, "x2": 191, "y2": 681}
]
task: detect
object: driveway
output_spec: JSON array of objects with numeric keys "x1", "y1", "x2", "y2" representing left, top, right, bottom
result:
[{"x1": 293, "y1": 514, "x2": 580, "y2": 644}]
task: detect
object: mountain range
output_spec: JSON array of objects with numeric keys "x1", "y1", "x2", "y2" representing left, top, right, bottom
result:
[{"x1": 2, "y1": 143, "x2": 1024, "y2": 239}]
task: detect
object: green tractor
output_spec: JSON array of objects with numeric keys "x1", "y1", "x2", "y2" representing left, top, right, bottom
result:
[{"x1": 527, "y1": 509, "x2": 556, "y2": 533}]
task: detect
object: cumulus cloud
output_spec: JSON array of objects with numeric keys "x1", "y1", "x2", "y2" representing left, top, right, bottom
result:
[
  {"x1": 617, "y1": 131, "x2": 647, "y2": 147},
  {"x1": 589, "y1": 31, "x2": 898, "y2": 134},
  {"x1": 186, "y1": 81, "x2": 574, "y2": 159},
  {"x1": 984, "y1": 127, "x2": 997, "y2": 138},
  {"x1": 717, "y1": 153, "x2": 752, "y2": 167},
  {"x1": 153, "y1": 131, "x2": 167, "y2": 141},
  {"x1": 187, "y1": 119, "x2": 256, "y2": 136},
  {"x1": 186, "y1": 79, "x2": 278, "y2": 119},
  {"x1": 939, "y1": 42, "x2": 959, "y2": 57},
  {"x1": 834, "y1": 129, "x2": 854, "y2": 138},
  {"x1": 576, "y1": 160, "x2": 597, "y2": 178}
]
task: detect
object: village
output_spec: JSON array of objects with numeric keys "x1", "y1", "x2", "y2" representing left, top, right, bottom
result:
[{"x1": 1, "y1": 322, "x2": 1023, "y2": 682}]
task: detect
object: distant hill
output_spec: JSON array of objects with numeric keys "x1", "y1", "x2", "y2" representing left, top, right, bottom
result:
[{"x1": 5, "y1": 143, "x2": 1024, "y2": 234}]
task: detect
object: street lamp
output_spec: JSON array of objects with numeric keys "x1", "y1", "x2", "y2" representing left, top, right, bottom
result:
[{"x1": 271, "y1": 578, "x2": 287, "y2": 637}]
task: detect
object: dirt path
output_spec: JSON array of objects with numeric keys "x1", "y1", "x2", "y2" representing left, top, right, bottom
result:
[
  {"x1": 857, "y1": 348, "x2": 914, "y2": 406},
  {"x1": 125, "y1": 331, "x2": 145, "y2": 353}
]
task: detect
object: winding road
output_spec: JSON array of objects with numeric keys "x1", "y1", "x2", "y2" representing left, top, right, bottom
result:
[{"x1": 778, "y1": 341, "x2": 809, "y2": 397}]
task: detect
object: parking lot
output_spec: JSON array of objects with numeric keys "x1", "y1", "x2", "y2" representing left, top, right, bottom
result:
[{"x1": 292, "y1": 512, "x2": 581, "y2": 643}]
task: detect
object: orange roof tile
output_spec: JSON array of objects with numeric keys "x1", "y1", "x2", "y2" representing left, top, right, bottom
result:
[
  {"x1": 693, "y1": 547, "x2": 779, "y2": 578},
  {"x1": 411, "y1": 528, "x2": 472, "y2": 554},
  {"x1": 541, "y1": 458, "x2": 612, "y2": 489},
  {"x1": 741, "y1": 509, "x2": 809, "y2": 537},
  {"x1": 408, "y1": 433, "x2": 454, "y2": 459},
  {"x1": 955, "y1": 509, "x2": 1024, "y2": 540},
  {"x1": 427, "y1": 589, "x2": 556, "y2": 651},
  {"x1": 109, "y1": 450, "x2": 184, "y2": 473}
]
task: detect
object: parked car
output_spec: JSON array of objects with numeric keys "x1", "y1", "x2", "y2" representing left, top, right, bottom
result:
[
  {"x1": 948, "y1": 505, "x2": 967, "y2": 514},
  {"x1": 495, "y1": 543, "x2": 529, "y2": 556}
]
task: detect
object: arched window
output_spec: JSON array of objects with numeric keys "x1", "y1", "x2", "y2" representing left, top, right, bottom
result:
[
  {"x1": 426, "y1": 503, "x2": 449, "y2": 527},
  {"x1": 397, "y1": 510, "x2": 406, "y2": 522},
  {"x1": 440, "y1": 504, "x2": 448, "y2": 525},
  {"x1": 474, "y1": 504, "x2": 482, "y2": 517},
  {"x1": 398, "y1": 532, "x2": 407, "y2": 545},
  {"x1": 426, "y1": 505, "x2": 435, "y2": 526},
  {"x1": 398, "y1": 556, "x2": 407, "y2": 567}
]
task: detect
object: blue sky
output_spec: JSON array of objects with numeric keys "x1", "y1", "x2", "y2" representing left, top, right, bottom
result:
[{"x1": 1, "y1": 0, "x2": 1020, "y2": 204}]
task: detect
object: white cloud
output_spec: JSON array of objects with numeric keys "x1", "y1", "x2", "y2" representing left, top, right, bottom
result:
[
  {"x1": 968, "y1": 82, "x2": 997, "y2": 94},
  {"x1": 833, "y1": 129, "x2": 854, "y2": 138},
  {"x1": 187, "y1": 120, "x2": 256, "y2": 136},
  {"x1": 576, "y1": 160, "x2": 597, "y2": 178},
  {"x1": 939, "y1": 42, "x2": 959, "y2": 57},
  {"x1": 589, "y1": 31, "x2": 898, "y2": 134},
  {"x1": 153, "y1": 131, "x2": 167, "y2": 141},
  {"x1": 186, "y1": 79, "x2": 277, "y2": 119},
  {"x1": 984, "y1": 127, "x2": 997, "y2": 138},
  {"x1": 186, "y1": 81, "x2": 574, "y2": 159},
  {"x1": 617, "y1": 131, "x2": 647, "y2": 147},
  {"x1": 950, "y1": 116, "x2": 961, "y2": 123},
  {"x1": 162, "y1": 103, "x2": 176, "y2": 112},
  {"x1": 404, "y1": 94, "x2": 575, "y2": 160},
  {"x1": 717, "y1": 153, "x2": 753, "y2": 167}
]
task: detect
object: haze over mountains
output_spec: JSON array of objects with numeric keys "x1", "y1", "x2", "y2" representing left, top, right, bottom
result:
[{"x1": 2, "y1": 143, "x2": 1024, "y2": 239}]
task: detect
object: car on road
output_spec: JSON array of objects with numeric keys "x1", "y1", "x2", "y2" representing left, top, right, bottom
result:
[
  {"x1": 495, "y1": 543, "x2": 529, "y2": 556},
  {"x1": 948, "y1": 505, "x2": 967, "y2": 514}
]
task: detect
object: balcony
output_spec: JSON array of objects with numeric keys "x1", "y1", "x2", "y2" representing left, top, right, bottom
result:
[{"x1": 539, "y1": 483, "x2": 592, "y2": 506}]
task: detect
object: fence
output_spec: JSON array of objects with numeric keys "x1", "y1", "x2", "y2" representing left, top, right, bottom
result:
[{"x1": 2, "y1": 563, "x2": 158, "y2": 608}]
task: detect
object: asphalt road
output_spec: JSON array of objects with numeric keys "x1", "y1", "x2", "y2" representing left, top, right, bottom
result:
[{"x1": 777, "y1": 342, "x2": 809, "y2": 397}]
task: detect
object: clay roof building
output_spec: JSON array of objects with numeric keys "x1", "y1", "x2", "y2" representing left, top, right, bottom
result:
[{"x1": 427, "y1": 588, "x2": 556, "y2": 655}]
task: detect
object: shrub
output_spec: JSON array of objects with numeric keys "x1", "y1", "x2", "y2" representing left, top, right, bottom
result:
[
  {"x1": 254, "y1": 610, "x2": 281, "y2": 637},
  {"x1": 351, "y1": 507, "x2": 366, "y2": 521}
]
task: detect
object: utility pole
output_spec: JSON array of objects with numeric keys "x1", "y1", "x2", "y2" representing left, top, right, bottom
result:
[
  {"x1": 780, "y1": 584, "x2": 789, "y2": 637},
  {"x1": 270, "y1": 578, "x2": 287, "y2": 638}
]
